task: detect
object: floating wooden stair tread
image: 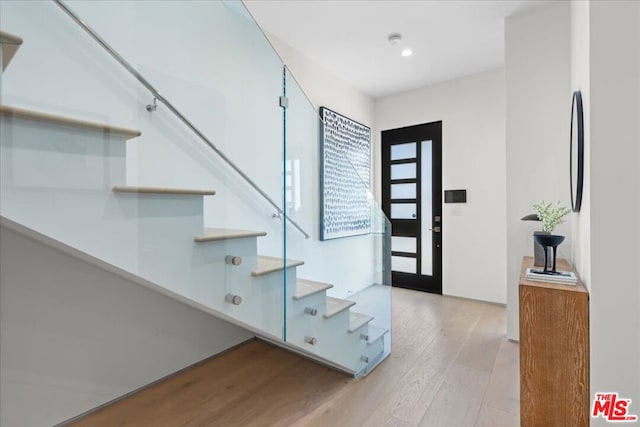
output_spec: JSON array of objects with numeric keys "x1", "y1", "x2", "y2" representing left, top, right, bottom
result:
[
  {"x1": 0, "y1": 31, "x2": 23, "y2": 71},
  {"x1": 294, "y1": 278, "x2": 334, "y2": 300},
  {"x1": 195, "y1": 228, "x2": 267, "y2": 243},
  {"x1": 348, "y1": 312, "x2": 374, "y2": 333},
  {"x1": 113, "y1": 186, "x2": 215, "y2": 196},
  {"x1": 251, "y1": 255, "x2": 304, "y2": 277},
  {"x1": 0, "y1": 105, "x2": 142, "y2": 139},
  {"x1": 0, "y1": 31, "x2": 22, "y2": 45},
  {"x1": 324, "y1": 296, "x2": 356, "y2": 319},
  {"x1": 366, "y1": 325, "x2": 389, "y2": 344}
]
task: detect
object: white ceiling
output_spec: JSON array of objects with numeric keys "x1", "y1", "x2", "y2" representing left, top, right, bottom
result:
[{"x1": 243, "y1": 0, "x2": 549, "y2": 98}]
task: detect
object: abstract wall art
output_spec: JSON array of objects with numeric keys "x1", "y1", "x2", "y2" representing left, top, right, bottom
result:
[{"x1": 319, "y1": 107, "x2": 371, "y2": 240}]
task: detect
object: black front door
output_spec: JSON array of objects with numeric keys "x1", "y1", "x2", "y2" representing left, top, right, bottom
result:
[{"x1": 381, "y1": 122, "x2": 442, "y2": 294}]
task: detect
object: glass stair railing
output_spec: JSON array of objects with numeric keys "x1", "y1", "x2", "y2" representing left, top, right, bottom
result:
[
  {"x1": 283, "y1": 68, "x2": 392, "y2": 374},
  {"x1": 0, "y1": 0, "x2": 391, "y2": 377}
]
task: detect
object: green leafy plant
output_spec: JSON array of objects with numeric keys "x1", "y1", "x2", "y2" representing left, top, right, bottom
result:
[{"x1": 533, "y1": 201, "x2": 571, "y2": 233}]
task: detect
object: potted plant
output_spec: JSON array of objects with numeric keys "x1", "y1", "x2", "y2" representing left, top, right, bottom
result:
[
  {"x1": 533, "y1": 201, "x2": 572, "y2": 234},
  {"x1": 531, "y1": 201, "x2": 571, "y2": 273}
]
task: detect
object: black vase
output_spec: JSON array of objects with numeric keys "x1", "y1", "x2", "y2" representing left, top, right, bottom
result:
[
  {"x1": 532, "y1": 234, "x2": 565, "y2": 273},
  {"x1": 533, "y1": 231, "x2": 552, "y2": 267}
]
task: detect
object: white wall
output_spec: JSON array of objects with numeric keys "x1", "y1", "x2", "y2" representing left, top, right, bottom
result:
[
  {"x1": 505, "y1": 1, "x2": 572, "y2": 340},
  {"x1": 587, "y1": 1, "x2": 640, "y2": 420},
  {"x1": 570, "y1": 0, "x2": 591, "y2": 293},
  {"x1": 374, "y1": 69, "x2": 507, "y2": 304},
  {"x1": 267, "y1": 34, "x2": 374, "y2": 128},
  {"x1": 0, "y1": 225, "x2": 253, "y2": 427}
]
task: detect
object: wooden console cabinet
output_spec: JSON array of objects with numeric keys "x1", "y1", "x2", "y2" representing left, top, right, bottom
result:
[{"x1": 519, "y1": 256, "x2": 589, "y2": 426}]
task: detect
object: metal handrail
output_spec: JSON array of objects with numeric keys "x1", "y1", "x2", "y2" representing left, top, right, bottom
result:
[{"x1": 52, "y1": 0, "x2": 309, "y2": 239}]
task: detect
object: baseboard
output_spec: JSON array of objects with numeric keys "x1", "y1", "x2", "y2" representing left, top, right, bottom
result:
[{"x1": 441, "y1": 292, "x2": 507, "y2": 307}]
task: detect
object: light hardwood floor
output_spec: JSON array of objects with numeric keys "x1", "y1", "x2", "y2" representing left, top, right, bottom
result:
[{"x1": 68, "y1": 288, "x2": 520, "y2": 427}]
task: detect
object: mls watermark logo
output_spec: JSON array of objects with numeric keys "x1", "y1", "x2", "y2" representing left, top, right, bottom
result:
[{"x1": 592, "y1": 393, "x2": 638, "y2": 422}]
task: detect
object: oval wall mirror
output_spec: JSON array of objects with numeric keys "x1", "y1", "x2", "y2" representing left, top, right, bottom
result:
[{"x1": 570, "y1": 90, "x2": 584, "y2": 212}]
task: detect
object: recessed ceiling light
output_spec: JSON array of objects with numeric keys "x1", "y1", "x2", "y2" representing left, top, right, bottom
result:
[
  {"x1": 388, "y1": 33, "x2": 402, "y2": 46},
  {"x1": 401, "y1": 48, "x2": 413, "y2": 57}
]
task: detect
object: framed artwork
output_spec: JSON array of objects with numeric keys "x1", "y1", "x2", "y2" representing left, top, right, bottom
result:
[{"x1": 319, "y1": 107, "x2": 371, "y2": 240}]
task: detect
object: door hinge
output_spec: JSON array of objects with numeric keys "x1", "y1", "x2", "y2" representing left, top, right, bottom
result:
[{"x1": 279, "y1": 96, "x2": 289, "y2": 108}]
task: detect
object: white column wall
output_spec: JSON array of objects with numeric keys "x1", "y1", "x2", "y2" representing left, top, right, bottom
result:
[
  {"x1": 505, "y1": 2, "x2": 572, "y2": 340},
  {"x1": 588, "y1": 1, "x2": 640, "y2": 421},
  {"x1": 570, "y1": 0, "x2": 592, "y2": 293}
]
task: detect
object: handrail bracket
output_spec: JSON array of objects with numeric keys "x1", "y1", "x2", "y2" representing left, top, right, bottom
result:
[{"x1": 146, "y1": 97, "x2": 157, "y2": 113}]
